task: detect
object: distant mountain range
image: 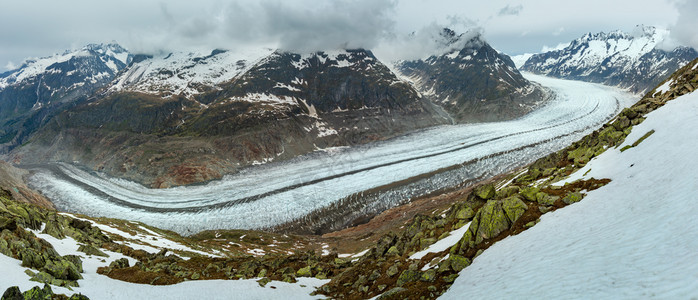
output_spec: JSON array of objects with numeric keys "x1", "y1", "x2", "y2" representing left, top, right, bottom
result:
[
  {"x1": 4, "y1": 29, "x2": 545, "y2": 187},
  {"x1": 0, "y1": 43, "x2": 131, "y2": 152},
  {"x1": 520, "y1": 25, "x2": 698, "y2": 94}
]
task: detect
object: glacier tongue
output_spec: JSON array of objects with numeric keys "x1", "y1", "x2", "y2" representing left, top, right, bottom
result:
[{"x1": 26, "y1": 74, "x2": 638, "y2": 235}]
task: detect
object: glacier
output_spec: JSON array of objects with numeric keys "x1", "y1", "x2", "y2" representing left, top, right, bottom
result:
[{"x1": 26, "y1": 74, "x2": 638, "y2": 235}]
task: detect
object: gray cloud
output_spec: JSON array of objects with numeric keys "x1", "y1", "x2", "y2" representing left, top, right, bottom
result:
[
  {"x1": 497, "y1": 4, "x2": 523, "y2": 17},
  {"x1": 374, "y1": 24, "x2": 484, "y2": 62},
  {"x1": 132, "y1": 0, "x2": 397, "y2": 54},
  {"x1": 659, "y1": 0, "x2": 698, "y2": 51}
]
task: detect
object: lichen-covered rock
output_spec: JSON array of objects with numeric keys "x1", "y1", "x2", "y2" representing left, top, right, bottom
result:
[
  {"x1": 378, "y1": 287, "x2": 407, "y2": 299},
  {"x1": 387, "y1": 264, "x2": 400, "y2": 277},
  {"x1": 502, "y1": 196, "x2": 528, "y2": 224},
  {"x1": 520, "y1": 187, "x2": 540, "y2": 202},
  {"x1": 77, "y1": 244, "x2": 108, "y2": 257},
  {"x1": 20, "y1": 248, "x2": 46, "y2": 270},
  {"x1": 296, "y1": 266, "x2": 312, "y2": 277},
  {"x1": 386, "y1": 245, "x2": 401, "y2": 256},
  {"x1": 420, "y1": 269, "x2": 436, "y2": 282},
  {"x1": 474, "y1": 184, "x2": 496, "y2": 200},
  {"x1": 42, "y1": 217, "x2": 65, "y2": 239},
  {"x1": 455, "y1": 206, "x2": 475, "y2": 220},
  {"x1": 1, "y1": 286, "x2": 22, "y2": 300},
  {"x1": 257, "y1": 277, "x2": 271, "y2": 287},
  {"x1": 497, "y1": 186, "x2": 520, "y2": 198},
  {"x1": 447, "y1": 255, "x2": 471, "y2": 272},
  {"x1": 473, "y1": 200, "x2": 510, "y2": 245},
  {"x1": 368, "y1": 269, "x2": 381, "y2": 281},
  {"x1": 43, "y1": 259, "x2": 82, "y2": 281},
  {"x1": 21, "y1": 284, "x2": 54, "y2": 300},
  {"x1": 562, "y1": 192, "x2": 583, "y2": 205},
  {"x1": 396, "y1": 269, "x2": 421, "y2": 286},
  {"x1": 535, "y1": 192, "x2": 558, "y2": 206},
  {"x1": 109, "y1": 258, "x2": 130, "y2": 269}
]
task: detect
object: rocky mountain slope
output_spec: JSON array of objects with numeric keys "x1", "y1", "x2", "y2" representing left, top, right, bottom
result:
[
  {"x1": 10, "y1": 34, "x2": 548, "y2": 187},
  {"x1": 395, "y1": 29, "x2": 546, "y2": 122},
  {"x1": 0, "y1": 43, "x2": 131, "y2": 153},
  {"x1": 521, "y1": 25, "x2": 697, "y2": 94},
  {"x1": 11, "y1": 48, "x2": 449, "y2": 187}
]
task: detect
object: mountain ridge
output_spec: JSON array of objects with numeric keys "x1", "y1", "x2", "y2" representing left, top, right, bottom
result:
[{"x1": 520, "y1": 25, "x2": 698, "y2": 94}]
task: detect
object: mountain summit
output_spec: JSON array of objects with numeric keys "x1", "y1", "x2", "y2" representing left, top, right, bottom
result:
[
  {"x1": 521, "y1": 25, "x2": 698, "y2": 93},
  {"x1": 395, "y1": 28, "x2": 545, "y2": 122}
]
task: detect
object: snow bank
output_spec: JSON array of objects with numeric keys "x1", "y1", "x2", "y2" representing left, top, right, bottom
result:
[{"x1": 441, "y1": 91, "x2": 698, "y2": 299}]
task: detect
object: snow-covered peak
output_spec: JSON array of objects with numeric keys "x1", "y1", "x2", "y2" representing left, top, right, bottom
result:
[
  {"x1": 0, "y1": 43, "x2": 131, "y2": 90},
  {"x1": 109, "y1": 48, "x2": 275, "y2": 98},
  {"x1": 280, "y1": 49, "x2": 377, "y2": 70},
  {"x1": 558, "y1": 25, "x2": 668, "y2": 62}
]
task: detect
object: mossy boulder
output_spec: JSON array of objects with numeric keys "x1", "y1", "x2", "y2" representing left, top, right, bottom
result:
[
  {"x1": 296, "y1": 266, "x2": 312, "y2": 277},
  {"x1": 535, "y1": 192, "x2": 558, "y2": 206},
  {"x1": 497, "y1": 186, "x2": 520, "y2": 198},
  {"x1": 1, "y1": 286, "x2": 22, "y2": 300},
  {"x1": 473, "y1": 184, "x2": 496, "y2": 200},
  {"x1": 44, "y1": 259, "x2": 82, "y2": 281},
  {"x1": 378, "y1": 287, "x2": 407, "y2": 299},
  {"x1": 562, "y1": 192, "x2": 583, "y2": 205},
  {"x1": 472, "y1": 200, "x2": 510, "y2": 245},
  {"x1": 420, "y1": 269, "x2": 436, "y2": 282},
  {"x1": 396, "y1": 269, "x2": 422, "y2": 286},
  {"x1": 387, "y1": 264, "x2": 400, "y2": 277},
  {"x1": 502, "y1": 196, "x2": 528, "y2": 225},
  {"x1": 455, "y1": 206, "x2": 475, "y2": 220},
  {"x1": 386, "y1": 245, "x2": 401, "y2": 256},
  {"x1": 77, "y1": 244, "x2": 108, "y2": 257},
  {"x1": 448, "y1": 255, "x2": 471, "y2": 272},
  {"x1": 520, "y1": 187, "x2": 540, "y2": 202}
]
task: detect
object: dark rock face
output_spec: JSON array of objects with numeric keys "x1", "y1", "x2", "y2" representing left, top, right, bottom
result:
[
  {"x1": 396, "y1": 29, "x2": 545, "y2": 123},
  {"x1": 521, "y1": 26, "x2": 698, "y2": 94},
  {"x1": 0, "y1": 43, "x2": 131, "y2": 153}
]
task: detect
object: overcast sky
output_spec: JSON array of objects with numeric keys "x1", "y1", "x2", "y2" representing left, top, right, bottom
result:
[{"x1": 1, "y1": 0, "x2": 694, "y2": 71}]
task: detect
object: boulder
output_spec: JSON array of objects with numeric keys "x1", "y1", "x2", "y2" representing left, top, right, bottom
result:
[
  {"x1": 378, "y1": 287, "x2": 407, "y2": 299},
  {"x1": 562, "y1": 192, "x2": 583, "y2": 205},
  {"x1": 77, "y1": 244, "x2": 108, "y2": 257},
  {"x1": 502, "y1": 196, "x2": 528, "y2": 224},
  {"x1": 396, "y1": 269, "x2": 421, "y2": 286},
  {"x1": 473, "y1": 200, "x2": 510, "y2": 245},
  {"x1": 473, "y1": 184, "x2": 496, "y2": 200},
  {"x1": 455, "y1": 206, "x2": 475, "y2": 220},
  {"x1": 1, "y1": 286, "x2": 22, "y2": 300},
  {"x1": 447, "y1": 255, "x2": 471, "y2": 272},
  {"x1": 296, "y1": 266, "x2": 312, "y2": 277}
]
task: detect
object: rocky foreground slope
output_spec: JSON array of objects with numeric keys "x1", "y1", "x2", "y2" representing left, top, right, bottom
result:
[
  {"x1": 521, "y1": 25, "x2": 697, "y2": 94},
  {"x1": 2, "y1": 58, "x2": 695, "y2": 298}
]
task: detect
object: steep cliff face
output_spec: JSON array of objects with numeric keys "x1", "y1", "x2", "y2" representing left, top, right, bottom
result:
[
  {"x1": 521, "y1": 26, "x2": 698, "y2": 94},
  {"x1": 0, "y1": 43, "x2": 131, "y2": 152},
  {"x1": 395, "y1": 29, "x2": 546, "y2": 123}
]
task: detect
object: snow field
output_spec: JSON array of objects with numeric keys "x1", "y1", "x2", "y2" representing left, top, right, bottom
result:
[{"x1": 440, "y1": 89, "x2": 698, "y2": 299}]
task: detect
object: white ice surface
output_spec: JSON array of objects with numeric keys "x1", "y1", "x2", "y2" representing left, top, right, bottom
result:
[
  {"x1": 27, "y1": 74, "x2": 638, "y2": 234},
  {"x1": 409, "y1": 221, "x2": 471, "y2": 260},
  {"x1": 441, "y1": 90, "x2": 698, "y2": 299}
]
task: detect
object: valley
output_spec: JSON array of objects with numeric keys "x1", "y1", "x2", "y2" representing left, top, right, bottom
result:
[{"x1": 23, "y1": 74, "x2": 637, "y2": 235}]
